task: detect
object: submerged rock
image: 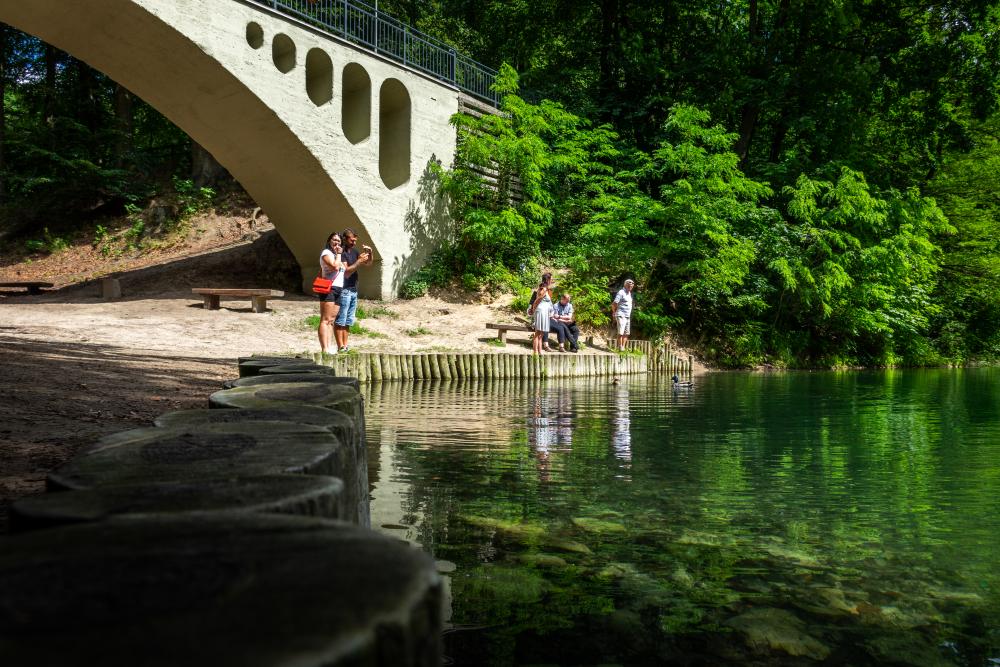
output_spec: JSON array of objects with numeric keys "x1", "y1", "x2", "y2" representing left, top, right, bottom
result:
[
  {"x1": 725, "y1": 607, "x2": 830, "y2": 660},
  {"x1": 571, "y1": 517, "x2": 628, "y2": 534},
  {"x1": 514, "y1": 553, "x2": 568, "y2": 568},
  {"x1": 460, "y1": 515, "x2": 546, "y2": 541},
  {"x1": 543, "y1": 538, "x2": 593, "y2": 555}
]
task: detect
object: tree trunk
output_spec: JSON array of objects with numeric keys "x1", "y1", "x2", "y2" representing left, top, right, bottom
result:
[
  {"x1": 113, "y1": 83, "x2": 133, "y2": 168},
  {"x1": 45, "y1": 44, "x2": 58, "y2": 148},
  {"x1": 0, "y1": 24, "x2": 7, "y2": 204},
  {"x1": 191, "y1": 141, "x2": 230, "y2": 188}
]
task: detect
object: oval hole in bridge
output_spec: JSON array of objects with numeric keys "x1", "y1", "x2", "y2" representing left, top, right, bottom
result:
[
  {"x1": 246, "y1": 22, "x2": 264, "y2": 50},
  {"x1": 379, "y1": 78, "x2": 410, "y2": 189},
  {"x1": 306, "y1": 48, "x2": 333, "y2": 106},
  {"x1": 342, "y1": 63, "x2": 371, "y2": 144},
  {"x1": 272, "y1": 33, "x2": 296, "y2": 73}
]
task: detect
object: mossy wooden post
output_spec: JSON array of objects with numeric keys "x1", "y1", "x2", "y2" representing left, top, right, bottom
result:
[
  {"x1": 413, "y1": 354, "x2": 423, "y2": 380},
  {"x1": 421, "y1": 354, "x2": 431, "y2": 380},
  {"x1": 436, "y1": 354, "x2": 449, "y2": 380},
  {"x1": 483, "y1": 354, "x2": 492, "y2": 379},
  {"x1": 465, "y1": 354, "x2": 473, "y2": 379},
  {"x1": 510, "y1": 355, "x2": 518, "y2": 379},
  {"x1": 447, "y1": 354, "x2": 458, "y2": 379},
  {"x1": 493, "y1": 354, "x2": 502, "y2": 380},
  {"x1": 392, "y1": 355, "x2": 402, "y2": 381},
  {"x1": 403, "y1": 355, "x2": 413, "y2": 380}
]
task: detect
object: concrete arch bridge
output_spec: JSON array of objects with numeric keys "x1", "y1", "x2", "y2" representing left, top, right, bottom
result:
[{"x1": 1, "y1": 0, "x2": 496, "y2": 298}]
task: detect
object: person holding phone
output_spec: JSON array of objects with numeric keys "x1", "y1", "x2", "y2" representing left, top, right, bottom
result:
[
  {"x1": 317, "y1": 232, "x2": 346, "y2": 354},
  {"x1": 333, "y1": 228, "x2": 373, "y2": 353}
]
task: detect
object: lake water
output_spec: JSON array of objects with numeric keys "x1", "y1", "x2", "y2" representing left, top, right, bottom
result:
[{"x1": 364, "y1": 370, "x2": 1000, "y2": 666}]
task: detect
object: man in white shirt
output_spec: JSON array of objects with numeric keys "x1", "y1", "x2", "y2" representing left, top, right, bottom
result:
[{"x1": 611, "y1": 279, "x2": 634, "y2": 350}]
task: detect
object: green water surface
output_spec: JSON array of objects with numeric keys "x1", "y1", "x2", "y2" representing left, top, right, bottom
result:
[{"x1": 365, "y1": 369, "x2": 1000, "y2": 666}]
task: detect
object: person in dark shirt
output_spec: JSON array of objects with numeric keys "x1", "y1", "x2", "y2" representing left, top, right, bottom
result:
[
  {"x1": 333, "y1": 228, "x2": 373, "y2": 352},
  {"x1": 550, "y1": 293, "x2": 579, "y2": 352}
]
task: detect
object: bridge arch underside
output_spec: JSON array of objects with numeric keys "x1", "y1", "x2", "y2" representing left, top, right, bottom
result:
[{"x1": 0, "y1": 0, "x2": 389, "y2": 297}]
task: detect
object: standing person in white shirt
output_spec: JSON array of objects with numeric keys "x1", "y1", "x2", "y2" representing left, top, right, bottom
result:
[
  {"x1": 611, "y1": 279, "x2": 635, "y2": 350},
  {"x1": 317, "y1": 232, "x2": 346, "y2": 354}
]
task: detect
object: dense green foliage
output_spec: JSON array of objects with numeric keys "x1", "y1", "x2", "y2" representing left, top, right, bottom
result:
[
  {"x1": 391, "y1": 1, "x2": 1000, "y2": 367},
  {"x1": 4, "y1": 1, "x2": 1000, "y2": 366},
  {"x1": 0, "y1": 25, "x2": 217, "y2": 245}
]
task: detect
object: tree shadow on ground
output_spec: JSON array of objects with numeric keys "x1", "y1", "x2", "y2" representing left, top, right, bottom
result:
[{"x1": 0, "y1": 336, "x2": 235, "y2": 533}]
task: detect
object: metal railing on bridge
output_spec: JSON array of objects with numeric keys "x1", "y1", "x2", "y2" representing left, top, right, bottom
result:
[{"x1": 247, "y1": 0, "x2": 498, "y2": 105}]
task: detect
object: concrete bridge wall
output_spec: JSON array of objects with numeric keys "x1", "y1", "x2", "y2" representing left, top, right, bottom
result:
[{"x1": 1, "y1": 0, "x2": 460, "y2": 298}]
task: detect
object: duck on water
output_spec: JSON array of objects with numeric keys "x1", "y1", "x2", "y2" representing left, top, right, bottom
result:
[{"x1": 672, "y1": 375, "x2": 693, "y2": 389}]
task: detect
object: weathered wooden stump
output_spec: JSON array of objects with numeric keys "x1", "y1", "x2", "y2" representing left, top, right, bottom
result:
[
  {"x1": 48, "y1": 422, "x2": 346, "y2": 492},
  {"x1": 10, "y1": 475, "x2": 346, "y2": 532},
  {"x1": 155, "y1": 406, "x2": 367, "y2": 526},
  {"x1": 0, "y1": 515, "x2": 443, "y2": 666},
  {"x1": 222, "y1": 373, "x2": 360, "y2": 391}
]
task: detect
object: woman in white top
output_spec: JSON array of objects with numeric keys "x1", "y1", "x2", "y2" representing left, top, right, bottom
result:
[{"x1": 318, "y1": 232, "x2": 346, "y2": 354}]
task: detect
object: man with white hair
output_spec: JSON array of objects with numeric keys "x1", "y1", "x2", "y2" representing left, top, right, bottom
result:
[{"x1": 611, "y1": 279, "x2": 635, "y2": 350}]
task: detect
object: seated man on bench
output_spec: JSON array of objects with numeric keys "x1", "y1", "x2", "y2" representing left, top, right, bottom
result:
[{"x1": 549, "y1": 292, "x2": 579, "y2": 352}]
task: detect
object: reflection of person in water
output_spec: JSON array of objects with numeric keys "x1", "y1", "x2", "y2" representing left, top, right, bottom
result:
[
  {"x1": 612, "y1": 385, "x2": 632, "y2": 464},
  {"x1": 527, "y1": 388, "x2": 574, "y2": 482}
]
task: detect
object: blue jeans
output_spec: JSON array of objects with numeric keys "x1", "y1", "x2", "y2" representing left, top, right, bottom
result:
[{"x1": 335, "y1": 288, "x2": 358, "y2": 326}]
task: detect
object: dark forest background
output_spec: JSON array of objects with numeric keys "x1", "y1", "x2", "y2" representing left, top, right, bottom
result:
[{"x1": 3, "y1": 1, "x2": 1000, "y2": 366}]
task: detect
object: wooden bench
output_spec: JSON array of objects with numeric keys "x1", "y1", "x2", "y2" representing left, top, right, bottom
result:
[
  {"x1": 192, "y1": 288, "x2": 284, "y2": 313},
  {"x1": 486, "y1": 322, "x2": 533, "y2": 342},
  {"x1": 0, "y1": 281, "x2": 53, "y2": 295}
]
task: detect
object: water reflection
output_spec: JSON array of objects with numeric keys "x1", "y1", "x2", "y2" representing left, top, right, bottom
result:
[{"x1": 365, "y1": 371, "x2": 1000, "y2": 666}]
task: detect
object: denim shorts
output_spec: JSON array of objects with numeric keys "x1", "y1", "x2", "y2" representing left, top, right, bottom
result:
[
  {"x1": 318, "y1": 286, "x2": 343, "y2": 303},
  {"x1": 335, "y1": 288, "x2": 358, "y2": 326}
]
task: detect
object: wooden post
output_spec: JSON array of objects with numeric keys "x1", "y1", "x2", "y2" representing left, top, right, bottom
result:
[
  {"x1": 203, "y1": 295, "x2": 220, "y2": 310},
  {"x1": 101, "y1": 278, "x2": 121, "y2": 300},
  {"x1": 251, "y1": 296, "x2": 268, "y2": 313}
]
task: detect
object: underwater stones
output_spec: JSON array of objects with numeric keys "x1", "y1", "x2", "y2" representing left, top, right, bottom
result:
[
  {"x1": 0, "y1": 515, "x2": 442, "y2": 666},
  {"x1": 676, "y1": 530, "x2": 735, "y2": 547},
  {"x1": 725, "y1": 608, "x2": 830, "y2": 660},
  {"x1": 10, "y1": 475, "x2": 346, "y2": 531},
  {"x1": 543, "y1": 538, "x2": 594, "y2": 555},
  {"x1": 864, "y1": 633, "x2": 956, "y2": 667},
  {"x1": 571, "y1": 517, "x2": 628, "y2": 534},
  {"x1": 793, "y1": 586, "x2": 862, "y2": 618},
  {"x1": 597, "y1": 562, "x2": 640, "y2": 580},
  {"x1": 48, "y1": 422, "x2": 345, "y2": 491},
  {"x1": 760, "y1": 543, "x2": 823, "y2": 568},
  {"x1": 460, "y1": 515, "x2": 546, "y2": 542},
  {"x1": 515, "y1": 553, "x2": 568, "y2": 569}
]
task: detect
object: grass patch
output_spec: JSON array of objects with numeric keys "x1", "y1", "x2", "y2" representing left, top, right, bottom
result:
[
  {"x1": 487, "y1": 338, "x2": 506, "y2": 347},
  {"x1": 350, "y1": 323, "x2": 389, "y2": 339},
  {"x1": 303, "y1": 315, "x2": 321, "y2": 328},
  {"x1": 406, "y1": 326, "x2": 431, "y2": 336},
  {"x1": 356, "y1": 303, "x2": 398, "y2": 320}
]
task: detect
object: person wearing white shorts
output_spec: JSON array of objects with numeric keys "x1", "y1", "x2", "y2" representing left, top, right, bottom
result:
[{"x1": 611, "y1": 279, "x2": 635, "y2": 350}]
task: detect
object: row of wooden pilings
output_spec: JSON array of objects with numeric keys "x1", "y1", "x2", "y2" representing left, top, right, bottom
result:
[{"x1": 312, "y1": 347, "x2": 693, "y2": 383}]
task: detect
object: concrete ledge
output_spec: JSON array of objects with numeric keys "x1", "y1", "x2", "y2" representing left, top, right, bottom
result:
[
  {"x1": 0, "y1": 515, "x2": 442, "y2": 666},
  {"x1": 48, "y1": 422, "x2": 346, "y2": 491},
  {"x1": 10, "y1": 475, "x2": 346, "y2": 532}
]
